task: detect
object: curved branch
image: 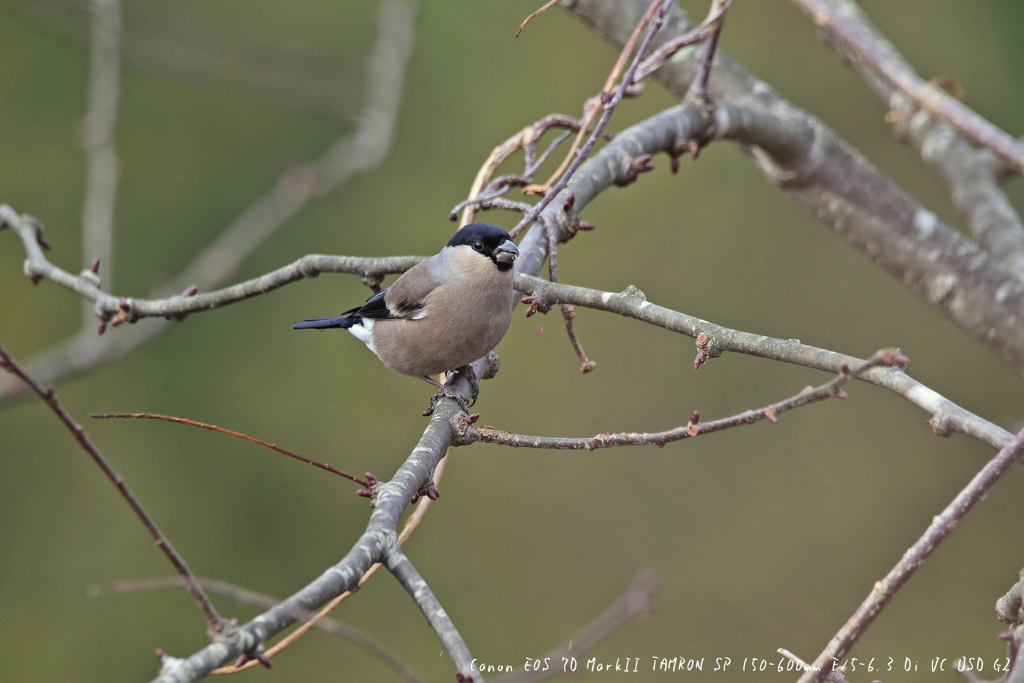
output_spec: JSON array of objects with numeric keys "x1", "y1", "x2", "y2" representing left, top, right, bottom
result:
[
  {"x1": 0, "y1": 209, "x2": 425, "y2": 321},
  {"x1": 92, "y1": 576, "x2": 425, "y2": 683},
  {"x1": 793, "y1": 0, "x2": 1024, "y2": 283}
]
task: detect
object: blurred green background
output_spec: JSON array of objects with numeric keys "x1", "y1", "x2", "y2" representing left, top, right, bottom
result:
[{"x1": 1, "y1": 0, "x2": 1024, "y2": 680}]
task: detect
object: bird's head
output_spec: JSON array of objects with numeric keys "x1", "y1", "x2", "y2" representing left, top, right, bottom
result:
[{"x1": 447, "y1": 223, "x2": 520, "y2": 272}]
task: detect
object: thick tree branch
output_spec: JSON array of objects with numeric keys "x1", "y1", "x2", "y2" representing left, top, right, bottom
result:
[
  {"x1": 794, "y1": 0, "x2": 1024, "y2": 283},
  {"x1": 797, "y1": 425, "x2": 1024, "y2": 683},
  {"x1": 562, "y1": 0, "x2": 1024, "y2": 379},
  {"x1": 151, "y1": 354, "x2": 495, "y2": 682},
  {"x1": 789, "y1": 0, "x2": 1024, "y2": 177}
]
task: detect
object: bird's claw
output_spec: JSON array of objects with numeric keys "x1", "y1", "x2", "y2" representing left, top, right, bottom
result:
[
  {"x1": 450, "y1": 365, "x2": 480, "y2": 407},
  {"x1": 426, "y1": 384, "x2": 470, "y2": 415}
]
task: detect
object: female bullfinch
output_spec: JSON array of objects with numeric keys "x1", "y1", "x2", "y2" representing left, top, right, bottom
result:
[{"x1": 293, "y1": 223, "x2": 519, "y2": 407}]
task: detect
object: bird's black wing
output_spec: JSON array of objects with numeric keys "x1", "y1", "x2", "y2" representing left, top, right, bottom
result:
[{"x1": 340, "y1": 286, "x2": 423, "y2": 320}]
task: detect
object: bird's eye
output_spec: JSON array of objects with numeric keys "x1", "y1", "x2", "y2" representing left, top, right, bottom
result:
[{"x1": 473, "y1": 240, "x2": 484, "y2": 251}]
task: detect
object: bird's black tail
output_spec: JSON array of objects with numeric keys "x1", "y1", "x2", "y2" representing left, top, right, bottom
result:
[{"x1": 292, "y1": 316, "x2": 360, "y2": 330}]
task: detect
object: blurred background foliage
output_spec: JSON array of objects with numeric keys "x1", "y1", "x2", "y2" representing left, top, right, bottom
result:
[{"x1": 1, "y1": 0, "x2": 1023, "y2": 680}]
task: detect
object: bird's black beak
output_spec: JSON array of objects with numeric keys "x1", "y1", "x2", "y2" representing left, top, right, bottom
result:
[{"x1": 494, "y1": 239, "x2": 519, "y2": 264}]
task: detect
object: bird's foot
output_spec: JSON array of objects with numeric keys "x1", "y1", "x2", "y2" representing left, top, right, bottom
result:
[
  {"x1": 423, "y1": 383, "x2": 470, "y2": 416},
  {"x1": 449, "y1": 365, "x2": 480, "y2": 406}
]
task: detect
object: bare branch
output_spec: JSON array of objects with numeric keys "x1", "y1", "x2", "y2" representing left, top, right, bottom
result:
[
  {"x1": 563, "y1": 0, "x2": 1024, "y2": 379},
  {"x1": 92, "y1": 576, "x2": 425, "y2": 683},
  {"x1": 513, "y1": 273, "x2": 1012, "y2": 450},
  {"x1": 0, "y1": 343, "x2": 227, "y2": 635},
  {"x1": 460, "y1": 349, "x2": 908, "y2": 450},
  {"x1": 0, "y1": 208, "x2": 424, "y2": 322},
  {"x1": 794, "y1": 0, "x2": 1024, "y2": 282},
  {"x1": 385, "y1": 547, "x2": 477, "y2": 677},
  {"x1": 789, "y1": 0, "x2": 1024, "y2": 176},
  {"x1": 796, "y1": 426, "x2": 1024, "y2": 683}
]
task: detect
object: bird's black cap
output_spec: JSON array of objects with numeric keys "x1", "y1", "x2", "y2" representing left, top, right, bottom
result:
[{"x1": 447, "y1": 223, "x2": 513, "y2": 250}]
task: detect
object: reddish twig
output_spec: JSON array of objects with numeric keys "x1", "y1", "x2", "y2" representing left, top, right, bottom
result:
[
  {"x1": 0, "y1": 343, "x2": 227, "y2": 634},
  {"x1": 461, "y1": 349, "x2": 908, "y2": 449},
  {"x1": 524, "y1": 0, "x2": 665, "y2": 196},
  {"x1": 516, "y1": 0, "x2": 560, "y2": 37},
  {"x1": 795, "y1": 425, "x2": 1024, "y2": 683},
  {"x1": 91, "y1": 412, "x2": 368, "y2": 486}
]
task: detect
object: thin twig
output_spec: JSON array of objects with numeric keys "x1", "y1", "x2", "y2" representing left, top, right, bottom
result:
[
  {"x1": 0, "y1": 343, "x2": 227, "y2": 634},
  {"x1": 525, "y1": 0, "x2": 665, "y2": 195},
  {"x1": 91, "y1": 576, "x2": 425, "y2": 683},
  {"x1": 516, "y1": 0, "x2": 560, "y2": 37},
  {"x1": 634, "y1": 1, "x2": 729, "y2": 80},
  {"x1": 796, "y1": 425, "x2": 1024, "y2": 683},
  {"x1": 777, "y1": 649, "x2": 850, "y2": 683},
  {"x1": 790, "y1": 0, "x2": 1024, "y2": 175},
  {"x1": 493, "y1": 570, "x2": 660, "y2": 683},
  {"x1": 684, "y1": 0, "x2": 729, "y2": 105},
  {"x1": 461, "y1": 349, "x2": 907, "y2": 449},
  {"x1": 459, "y1": 115, "x2": 580, "y2": 227},
  {"x1": 91, "y1": 413, "x2": 368, "y2": 486}
]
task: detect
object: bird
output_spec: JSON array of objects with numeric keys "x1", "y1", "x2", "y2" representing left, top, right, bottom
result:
[{"x1": 293, "y1": 223, "x2": 520, "y2": 411}]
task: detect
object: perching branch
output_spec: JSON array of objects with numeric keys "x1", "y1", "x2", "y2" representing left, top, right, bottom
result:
[
  {"x1": 796, "y1": 426, "x2": 1024, "y2": 683},
  {"x1": 793, "y1": 0, "x2": 1024, "y2": 283},
  {"x1": 0, "y1": 343, "x2": 228, "y2": 636},
  {"x1": 152, "y1": 354, "x2": 496, "y2": 682}
]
